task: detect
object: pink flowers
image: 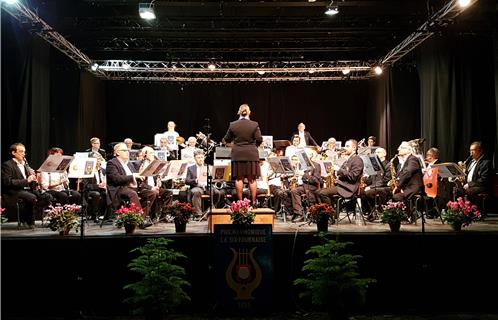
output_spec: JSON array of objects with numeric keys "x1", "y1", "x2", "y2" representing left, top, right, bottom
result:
[
  {"x1": 229, "y1": 198, "x2": 255, "y2": 225},
  {"x1": 45, "y1": 204, "x2": 82, "y2": 233},
  {"x1": 383, "y1": 201, "x2": 406, "y2": 211},
  {"x1": 443, "y1": 197, "x2": 481, "y2": 227},
  {"x1": 229, "y1": 198, "x2": 252, "y2": 217},
  {"x1": 116, "y1": 202, "x2": 143, "y2": 215},
  {"x1": 114, "y1": 203, "x2": 145, "y2": 228}
]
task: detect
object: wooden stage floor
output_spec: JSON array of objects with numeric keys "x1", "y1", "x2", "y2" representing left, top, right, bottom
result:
[{"x1": 2, "y1": 213, "x2": 497, "y2": 238}]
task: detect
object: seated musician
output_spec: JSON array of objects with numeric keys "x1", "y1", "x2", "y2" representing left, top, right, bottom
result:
[
  {"x1": 1, "y1": 143, "x2": 50, "y2": 228},
  {"x1": 285, "y1": 135, "x2": 304, "y2": 158},
  {"x1": 180, "y1": 136, "x2": 198, "y2": 164},
  {"x1": 318, "y1": 139, "x2": 364, "y2": 207},
  {"x1": 86, "y1": 137, "x2": 107, "y2": 160},
  {"x1": 290, "y1": 149, "x2": 322, "y2": 222},
  {"x1": 424, "y1": 147, "x2": 450, "y2": 214},
  {"x1": 462, "y1": 141, "x2": 493, "y2": 209},
  {"x1": 80, "y1": 153, "x2": 107, "y2": 222},
  {"x1": 391, "y1": 141, "x2": 424, "y2": 202},
  {"x1": 40, "y1": 147, "x2": 82, "y2": 205},
  {"x1": 186, "y1": 150, "x2": 224, "y2": 218},
  {"x1": 124, "y1": 138, "x2": 134, "y2": 150},
  {"x1": 136, "y1": 146, "x2": 173, "y2": 220},
  {"x1": 106, "y1": 143, "x2": 156, "y2": 220},
  {"x1": 324, "y1": 137, "x2": 338, "y2": 160},
  {"x1": 361, "y1": 147, "x2": 391, "y2": 212}
]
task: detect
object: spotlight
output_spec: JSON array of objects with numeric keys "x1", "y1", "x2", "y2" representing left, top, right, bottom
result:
[
  {"x1": 341, "y1": 68, "x2": 351, "y2": 75},
  {"x1": 122, "y1": 61, "x2": 130, "y2": 70},
  {"x1": 208, "y1": 63, "x2": 216, "y2": 71},
  {"x1": 374, "y1": 66, "x2": 383, "y2": 75},
  {"x1": 3, "y1": 0, "x2": 18, "y2": 4},
  {"x1": 325, "y1": 1, "x2": 339, "y2": 15},
  {"x1": 90, "y1": 63, "x2": 99, "y2": 71},
  {"x1": 458, "y1": 0, "x2": 471, "y2": 8},
  {"x1": 308, "y1": 68, "x2": 316, "y2": 74},
  {"x1": 139, "y1": 2, "x2": 156, "y2": 20},
  {"x1": 257, "y1": 70, "x2": 265, "y2": 75}
]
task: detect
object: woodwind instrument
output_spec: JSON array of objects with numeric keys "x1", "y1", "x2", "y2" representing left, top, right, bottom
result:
[
  {"x1": 387, "y1": 155, "x2": 398, "y2": 191},
  {"x1": 24, "y1": 157, "x2": 39, "y2": 191}
]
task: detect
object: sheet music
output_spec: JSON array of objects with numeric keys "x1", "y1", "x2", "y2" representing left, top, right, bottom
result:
[
  {"x1": 432, "y1": 162, "x2": 465, "y2": 178},
  {"x1": 68, "y1": 157, "x2": 97, "y2": 178},
  {"x1": 139, "y1": 160, "x2": 168, "y2": 176},
  {"x1": 38, "y1": 155, "x2": 74, "y2": 173}
]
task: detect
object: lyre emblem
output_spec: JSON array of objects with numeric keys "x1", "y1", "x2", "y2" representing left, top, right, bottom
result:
[{"x1": 225, "y1": 247, "x2": 262, "y2": 300}]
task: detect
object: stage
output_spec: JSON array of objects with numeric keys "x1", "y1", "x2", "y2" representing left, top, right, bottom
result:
[{"x1": 2, "y1": 214, "x2": 498, "y2": 318}]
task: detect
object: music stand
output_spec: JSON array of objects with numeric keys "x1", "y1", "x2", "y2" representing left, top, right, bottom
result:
[
  {"x1": 273, "y1": 140, "x2": 291, "y2": 155},
  {"x1": 432, "y1": 162, "x2": 465, "y2": 201},
  {"x1": 359, "y1": 154, "x2": 385, "y2": 220}
]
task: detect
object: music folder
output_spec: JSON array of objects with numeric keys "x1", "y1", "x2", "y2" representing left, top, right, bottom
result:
[
  {"x1": 38, "y1": 154, "x2": 74, "y2": 173},
  {"x1": 431, "y1": 162, "x2": 465, "y2": 178},
  {"x1": 139, "y1": 160, "x2": 168, "y2": 177},
  {"x1": 359, "y1": 154, "x2": 384, "y2": 176},
  {"x1": 68, "y1": 157, "x2": 97, "y2": 178}
]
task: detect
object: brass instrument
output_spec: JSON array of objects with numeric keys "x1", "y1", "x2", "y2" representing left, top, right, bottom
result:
[
  {"x1": 450, "y1": 155, "x2": 471, "y2": 185},
  {"x1": 213, "y1": 181, "x2": 226, "y2": 190},
  {"x1": 325, "y1": 165, "x2": 335, "y2": 188},
  {"x1": 289, "y1": 176, "x2": 298, "y2": 190},
  {"x1": 359, "y1": 175, "x2": 367, "y2": 193},
  {"x1": 387, "y1": 155, "x2": 398, "y2": 191}
]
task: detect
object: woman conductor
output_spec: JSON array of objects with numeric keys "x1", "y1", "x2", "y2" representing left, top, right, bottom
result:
[{"x1": 223, "y1": 104, "x2": 263, "y2": 205}]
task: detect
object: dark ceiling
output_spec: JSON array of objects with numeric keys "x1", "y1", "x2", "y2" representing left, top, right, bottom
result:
[{"x1": 5, "y1": 0, "x2": 496, "y2": 63}]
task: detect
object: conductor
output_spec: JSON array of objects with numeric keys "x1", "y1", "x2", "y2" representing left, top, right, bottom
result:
[{"x1": 223, "y1": 104, "x2": 263, "y2": 205}]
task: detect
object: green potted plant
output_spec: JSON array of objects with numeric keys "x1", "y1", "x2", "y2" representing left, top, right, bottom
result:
[
  {"x1": 124, "y1": 238, "x2": 190, "y2": 320},
  {"x1": 114, "y1": 202, "x2": 145, "y2": 234},
  {"x1": 379, "y1": 201, "x2": 408, "y2": 232},
  {"x1": 294, "y1": 234, "x2": 375, "y2": 320},
  {"x1": 308, "y1": 203, "x2": 335, "y2": 232},
  {"x1": 229, "y1": 198, "x2": 256, "y2": 225},
  {"x1": 442, "y1": 197, "x2": 481, "y2": 231},
  {"x1": 165, "y1": 201, "x2": 194, "y2": 232},
  {"x1": 45, "y1": 204, "x2": 81, "y2": 235}
]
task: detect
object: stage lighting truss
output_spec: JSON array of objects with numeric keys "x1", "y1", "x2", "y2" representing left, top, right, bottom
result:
[
  {"x1": 96, "y1": 60, "x2": 374, "y2": 81},
  {"x1": 1, "y1": 0, "x2": 479, "y2": 82}
]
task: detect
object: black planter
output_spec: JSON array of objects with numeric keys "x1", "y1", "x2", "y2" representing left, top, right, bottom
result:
[
  {"x1": 316, "y1": 216, "x2": 329, "y2": 232},
  {"x1": 174, "y1": 221, "x2": 187, "y2": 232}
]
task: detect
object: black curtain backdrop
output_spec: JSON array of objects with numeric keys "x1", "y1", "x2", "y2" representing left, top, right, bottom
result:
[
  {"x1": 418, "y1": 34, "x2": 497, "y2": 166},
  {"x1": 104, "y1": 81, "x2": 370, "y2": 149}
]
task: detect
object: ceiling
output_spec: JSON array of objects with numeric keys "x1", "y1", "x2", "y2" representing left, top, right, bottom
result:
[{"x1": 2, "y1": 0, "x2": 495, "y2": 81}]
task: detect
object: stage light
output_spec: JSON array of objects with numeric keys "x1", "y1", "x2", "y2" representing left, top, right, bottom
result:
[
  {"x1": 139, "y1": 2, "x2": 156, "y2": 20},
  {"x1": 374, "y1": 66, "x2": 383, "y2": 75},
  {"x1": 3, "y1": 0, "x2": 18, "y2": 4},
  {"x1": 458, "y1": 0, "x2": 471, "y2": 8},
  {"x1": 257, "y1": 70, "x2": 265, "y2": 75},
  {"x1": 90, "y1": 63, "x2": 99, "y2": 71},
  {"x1": 342, "y1": 68, "x2": 351, "y2": 75},
  {"x1": 308, "y1": 68, "x2": 316, "y2": 74},
  {"x1": 325, "y1": 1, "x2": 339, "y2": 16},
  {"x1": 122, "y1": 61, "x2": 130, "y2": 70},
  {"x1": 208, "y1": 63, "x2": 216, "y2": 71}
]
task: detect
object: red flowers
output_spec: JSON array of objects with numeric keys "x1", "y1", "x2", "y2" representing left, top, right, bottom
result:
[{"x1": 443, "y1": 197, "x2": 481, "y2": 227}]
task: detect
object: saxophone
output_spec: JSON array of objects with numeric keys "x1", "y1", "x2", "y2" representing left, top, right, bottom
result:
[
  {"x1": 325, "y1": 165, "x2": 335, "y2": 188},
  {"x1": 387, "y1": 155, "x2": 398, "y2": 191},
  {"x1": 359, "y1": 175, "x2": 366, "y2": 193}
]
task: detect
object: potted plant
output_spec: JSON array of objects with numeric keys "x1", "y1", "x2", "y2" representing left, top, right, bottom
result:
[
  {"x1": 229, "y1": 198, "x2": 256, "y2": 225},
  {"x1": 308, "y1": 203, "x2": 335, "y2": 232},
  {"x1": 379, "y1": 201, "x2": 408, "y2": 232},
  {"x1": 442, "y1": 197, "x2": 481, "y2": 231},
  {"x1": 294, "y1": 234, "x2": 375, "y2": 320},
  {"x1": 45, "y1": 204, "x2": 81, "y2": 235},
  {"x1": 124, "y1": 238, "x2": 190, "y2": 320},
  {"x1": 166, "y1": 201, "x2": 193, "y2": 232},
  {"x1": 115, "y1": 203, "x2": 145, "y2": 234}
]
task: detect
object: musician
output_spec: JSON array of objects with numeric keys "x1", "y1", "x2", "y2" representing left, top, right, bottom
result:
[
  {"x1": 136, "y1": 146, "x2": 172, "y2": 220},
  {"x1": 159, "y1": 137, "x2": 169, "y2": 150},
  {"x1": 392, "y1": 141, "x2": 424, "y2": 202},
  {"x1": 80, "y1": 153, "x2": 107, "y2": 222},
  {"x1": 40, "y1": 147, "x2": 81, "y2": 205},
  {"x1": 268, "y1": 163, "x2": 292, "y2": 214},
  {"x1": 291, "y1": 149, "x2": 322, "y2": 222},
  {"x1": 285, "y1": 135, "x2": 304, "y2": 158},
  {"x1": 1, "y1": 143, "x2": 47, "y2": 227},
  {"x1": 362, "y1": 147, "x2": 391, "y2": 210},
  {"x1": 106, "y1": 143, "x2": 154, "y2": 213},
  {"x1": 293, "y1": 122, "x2": 318, "y2": 147},
  {"x1": 463, "y1": 141, "x2": 493, "y2": 206},
  {"x1": 124, "y1": 138, "x2": 134, "y2": 150},
  {"x1": 324, "y1": 137, "x2": 339, "y2": 160},
  {"x1": 223, "y1": 104, "x2": 263, "y2": 205},
  {"x1": 423, "y1": 147, "x2": 450, "y2": 216},
  {"x1": 186, "y1": 150, "x2": 223, "y2": 217},
  {"x1": 180, "y1": 136, "x2": 198, "y2": 164},
  {"x1": 318, "y1": 139, "x2": 364, "y2": 205},
  {"x1": 86, "y1": 137, "x2": 107, "y2": 160},
  {"x1": 164, "y1": 121, "x2": 180, "y2": 159},
  {"x1": 367, "y1": 136, "x2": 378, "y2": 154}
]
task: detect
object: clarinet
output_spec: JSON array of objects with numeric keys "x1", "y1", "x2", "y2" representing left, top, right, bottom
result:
[{"x1": 24, "y1": 157, "x2": 39, "y2": 191}]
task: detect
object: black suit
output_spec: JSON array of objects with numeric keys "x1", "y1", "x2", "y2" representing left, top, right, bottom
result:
[
  {"x1": 464, "y1": 157, "x2": 493, "y2": 205},
  {"x1": 292, "y1": 131, "x2": 318, "y2": 147},
  {"x1": 319, "y1": 155, "x2": 364, "y2": 208},
  {"x1": 393, "y1": 154, "x2": 424, "y2": 201},
  {"x1": 86, "y1": 148, "x2": 107, "y2": 160},
  {"x1": 291, "y1": 161, "x2": 322, "y2": 218},
  {"x1": 1, "y1": 159, "x2": 43, "y2": 224},
  {"x1": 80, "y1": 168, "x2": 107, "y2": 220},
  {"x1": 106, "y1": 157, "x2": 150, "y2": 210},
  {"x1": 224, "y1": 118, "x2": 263, "y2": 161}
]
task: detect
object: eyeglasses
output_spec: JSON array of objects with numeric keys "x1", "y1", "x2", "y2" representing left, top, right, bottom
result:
[{"x1": 118, "y1": 149, "x2": 129, "y2": 152}]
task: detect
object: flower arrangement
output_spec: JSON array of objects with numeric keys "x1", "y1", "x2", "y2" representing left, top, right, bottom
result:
[
  {"x1": 442, "y1": 197, "x2": 480, "y2": 228},
  {"x1": 115, "y1": 202, "x2": 145, "y2": 228},
  {"x1": 45, "y1": 204, "x2": 81, "y2": 234},
  {"x1": 308, "y1": 203, "x2": 335, "y2": 224},
  {"x1": 165, "y1": 201, "x2": 194, "y2": 224},
  {"x1": 1, "y1": 208, "x2": 7, "y2": 224},
  {"x1": 379, "y1": 201, "x2": 408, "y2": 224},
  {"x1": 229, "y1": 198, "x2": 255, "y2": 225}
]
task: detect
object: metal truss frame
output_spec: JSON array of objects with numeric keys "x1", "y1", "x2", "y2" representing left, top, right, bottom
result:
[
  {"x1": 2, "y1": 0, "x2": 479, "y2": 82},
  {"x1": 380, "y1": 0, "x2": 479, "y2": 66}
]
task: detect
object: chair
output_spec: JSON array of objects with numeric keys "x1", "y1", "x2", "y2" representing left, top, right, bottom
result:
[{"x1": 334, "y1": 194, "x2": 366, "y2": 225}]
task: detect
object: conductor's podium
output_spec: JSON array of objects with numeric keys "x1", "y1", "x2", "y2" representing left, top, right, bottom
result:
[{"x1": 208, "y1": 208, "x2": 275, "y2": 232}]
